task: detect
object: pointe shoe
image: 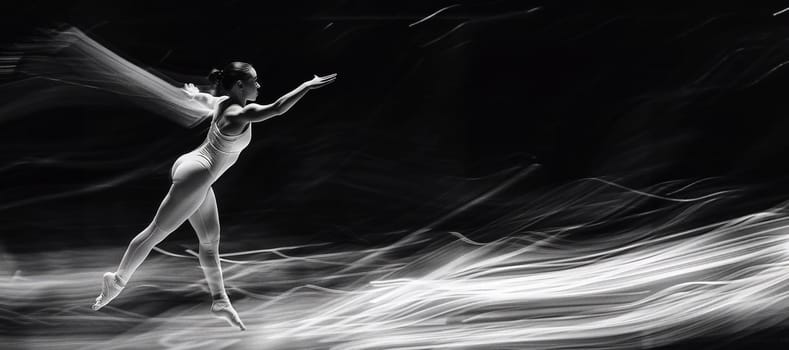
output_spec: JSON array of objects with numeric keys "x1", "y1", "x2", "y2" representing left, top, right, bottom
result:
[
  {"x1": 211, "y1": 300, "x2": 246, "y2": 331},
  {"x1": 91, "y1": 272, "x2": 126, "y2": 311}
]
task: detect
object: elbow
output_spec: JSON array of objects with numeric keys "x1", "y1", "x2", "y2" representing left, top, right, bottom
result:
[
  {"x1": 270, "y1": 102, "x2": 285, "y2": 116},
  {"x1": 269, "y1": 108, "x2": 285, "y2": 120},
  {"x1": 250, "y1": 105, "x2": 283, "y2": 123}
]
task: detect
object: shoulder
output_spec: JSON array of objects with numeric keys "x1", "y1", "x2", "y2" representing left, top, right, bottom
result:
[{"x1": 218, "y1": 100, "x2": 244, "y2": 118}]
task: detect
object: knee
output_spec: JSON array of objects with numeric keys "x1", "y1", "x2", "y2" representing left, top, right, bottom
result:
[
  {"x1": 199, "y1": 238, "x2": 220, "y2": 257},
  {"x1": 198, "y1": 225, "x2": 221, "y2": 246},
  {"x1": 199, "y1": 236, "x2": 220, "y2": 248}
]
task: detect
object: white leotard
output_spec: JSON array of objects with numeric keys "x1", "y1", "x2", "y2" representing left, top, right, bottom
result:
[{"x1": 171, "y1": 99, "x2": 252, "y2": 179}]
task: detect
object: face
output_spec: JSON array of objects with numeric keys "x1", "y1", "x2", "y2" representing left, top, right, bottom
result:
[{"x1": 240, "y1": 67, "x2": 260, "y2": 101}]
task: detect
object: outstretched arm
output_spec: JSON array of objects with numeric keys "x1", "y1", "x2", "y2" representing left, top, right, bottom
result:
[
  {"x1": 227, "y1": 73, "x2": 337, "y2": 124},
  {"x1": 182, "y1": 83, "x2": 220, "y2": 109}
]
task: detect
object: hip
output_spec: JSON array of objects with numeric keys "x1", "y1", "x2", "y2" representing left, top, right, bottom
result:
[
  {"x1": 171, "y1": 150, "x2": 239, "y2": 181},
  {"x1": 171, "y1": 152, "x2": 212, "y2": 181}
]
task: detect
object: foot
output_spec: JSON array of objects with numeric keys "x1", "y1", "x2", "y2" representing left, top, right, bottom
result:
[
  {"x1": 210, "y1": 299, "x2": 246, "y2": 331},
  {"x1": 91, "y1": 272, "x2": 126, "y2": 311}
]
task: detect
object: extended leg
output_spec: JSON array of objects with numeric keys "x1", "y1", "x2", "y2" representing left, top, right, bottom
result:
[
  {"x1": 189, "y1": 188, "x2": 245, "y2": 331},
  {"x1": 92, "y1": 160, "x2": 213, "y2": 310}
]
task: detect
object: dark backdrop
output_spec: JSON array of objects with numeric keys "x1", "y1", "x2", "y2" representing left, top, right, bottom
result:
[
  {"x1": 4, "y1": 1, "x2": 789, "y2": 246},
  {"x1": 4, "y1": 1, "x2": 789, "y2": 347}
]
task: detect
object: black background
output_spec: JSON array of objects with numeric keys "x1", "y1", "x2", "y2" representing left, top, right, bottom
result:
[{"x1": 4, "y1": 1, "x2": 789, "y2": 347}]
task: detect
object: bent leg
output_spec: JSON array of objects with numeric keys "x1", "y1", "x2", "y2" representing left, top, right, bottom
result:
[
  {"x1": 92, "y1": 160, "x2": 214, "y2": 311},
  {"x1": 93, "y1": 161, "x2": 213, "y2": 310},
  {"x1": 115, "y1": 160, "x2": 213, "y2": 282}
]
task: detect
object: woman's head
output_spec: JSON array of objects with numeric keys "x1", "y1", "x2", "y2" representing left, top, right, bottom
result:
[{"x1": 208, "y1": 61, "x2": 260, "y2": 102}]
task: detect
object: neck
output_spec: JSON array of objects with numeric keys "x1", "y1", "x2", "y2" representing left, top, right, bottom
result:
[{"x1": 228, "y1": 93, "x2": 245, "y2": 106}]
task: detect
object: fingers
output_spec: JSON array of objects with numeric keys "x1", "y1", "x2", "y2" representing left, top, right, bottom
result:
[
  {"x1": 313, "y1": 73, "x2": 337, "y2": 86},
  {"x1": 312, "y1": 73, "x2": 337, "y2": 81},
  {"x1": 317, "y1": 73, "x2": 337, "y2": 82},
  {"x1": 182, "y1": 83, "x2": 200, "y2": 96},
  {"x1": 316, "y1": 77, "x2": 336, "y2": 87}
]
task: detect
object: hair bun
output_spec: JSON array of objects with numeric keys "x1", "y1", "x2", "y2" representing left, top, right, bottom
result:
[
  {"x1": 207, "y1": 68, "x2": 224, "y2": 85},
  {"x1": 209, "y1": 62, "x2": 253, "y2": 95}
]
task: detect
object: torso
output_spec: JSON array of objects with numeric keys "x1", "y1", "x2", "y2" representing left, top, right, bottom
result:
[{"x1": 169, "y1": 97, "x2": 253, "y2": 180}]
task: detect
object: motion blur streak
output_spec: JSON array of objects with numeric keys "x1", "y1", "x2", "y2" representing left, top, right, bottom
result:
[
  {"x1": 3, "y1": 177, "x2": 789, "y2": 349},
  {"x1": 1, "y1": 27, "x2": 211, "y2": 127}
]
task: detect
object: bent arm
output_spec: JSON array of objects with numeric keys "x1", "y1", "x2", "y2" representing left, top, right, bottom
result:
[{"x1": 230, "y1": 82, "x2": 312, "y2": 123}]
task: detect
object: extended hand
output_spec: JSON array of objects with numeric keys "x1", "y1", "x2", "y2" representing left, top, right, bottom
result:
[
  {"x1": 181, "y1": 83, "x2": 200, "y2": 98},
  {"x1": 305, "y1": 73, "x2": 337, "y2": 89}
]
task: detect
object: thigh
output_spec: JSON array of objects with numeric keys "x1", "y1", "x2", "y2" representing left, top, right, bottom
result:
[
  {"x1": 152, "y1": 160, "x2": 213, "y2": 233},
  {"x1": 189, "y1": 187, "x2": 220, "y2": 244}
]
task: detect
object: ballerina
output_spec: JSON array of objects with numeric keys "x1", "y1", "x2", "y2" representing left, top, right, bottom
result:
[{"x1": 90, "y1": 61, "x2": 337, "y2": 331}]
